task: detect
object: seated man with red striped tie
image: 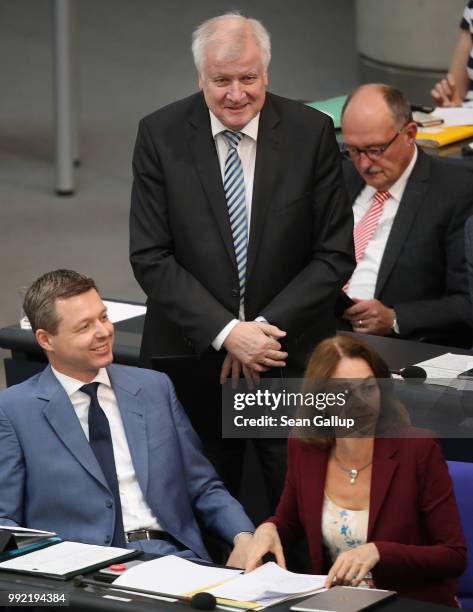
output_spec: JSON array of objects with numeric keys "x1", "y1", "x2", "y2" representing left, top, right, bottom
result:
[{"x1": 339, "y1": 83, "x2": 473, "y2": 347}]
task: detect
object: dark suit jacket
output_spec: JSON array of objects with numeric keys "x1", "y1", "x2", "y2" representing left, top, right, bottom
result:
[
  {"x1": 130, "y1": 92, "x2": 355, "y2": 372},
  {"x1": 269, "y1": 436, "x2": 466, "y2": 607},
  {"x1": 342, "y1": 150, "x2": 473, "y2": 346},
  {"x1": 465, "y1": 215, "x2": 473, "y2": 321}
]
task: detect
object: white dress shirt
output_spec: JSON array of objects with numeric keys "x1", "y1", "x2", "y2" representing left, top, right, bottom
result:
[
  {"x1": 51, "y1": 366, "x2": 162, "y2": 533},
  {"x1": 347, "y1": 147, "x2": 418, "y2": 299},
  {"x1": 210, "y1": 111, "x2": 262, "y2": 349}
]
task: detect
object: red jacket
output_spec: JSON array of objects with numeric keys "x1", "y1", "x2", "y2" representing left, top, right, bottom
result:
[{"x1": 269, "y1": 436, "x2": 466, "y2": 607}]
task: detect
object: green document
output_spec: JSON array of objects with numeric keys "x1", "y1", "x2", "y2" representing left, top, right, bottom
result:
[{"x1": 305, "y1": 95, "x2": 347, "y2": 129}]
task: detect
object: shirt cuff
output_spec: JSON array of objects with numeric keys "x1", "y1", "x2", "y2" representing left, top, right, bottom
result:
[
  {"x1": 212, "y1": 319, "x2": 239, "y2": 351},
  {"x1": 392, "y1": 310, "x2": 400, "y2": 335},
  {"x1": 233, "y1": 531, "x2": 254, "y2": 545}
]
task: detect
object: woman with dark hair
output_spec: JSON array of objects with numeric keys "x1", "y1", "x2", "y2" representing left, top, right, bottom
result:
[{"x1": 244, "y1": 336, "x2": 466, "y2": 608}]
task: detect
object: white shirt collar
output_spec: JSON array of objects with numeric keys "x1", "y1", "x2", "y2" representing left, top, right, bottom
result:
[
  {"x1": 209, "y1": 110, "x2": 259, "y2": 141},
  {"x1": 51, "y1": 366, "x2": 111, "y2": 398},
  {"x1": 364, "y1": 145, "x2": 418, "y2": 202}
]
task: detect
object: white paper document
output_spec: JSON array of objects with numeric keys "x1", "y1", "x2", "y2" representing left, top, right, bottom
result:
[
  {"x1": 114, "y1": 555, "x2": 242, "y2": 595},
  {"x1": 433, "y1": 107, "x2": 473, "y2": 126},
  {"x1": 414, "y1": 353, "x2": 473, "y2": 390},
  {"x1": 103, "y1": 300, "x2": 146, "y2": 323},
  {"x1": 208, "y1": 562, "x2": 326, "y2": 607},
  {"x1": 0, "y1": 541, "x2": 131, "y2": 576},
  {"x1": 114, "y1": 557, "x2": 325, "y2": 608},
  {"x1": 0, "y1": 526, "x2": 56, "y2": 536}
]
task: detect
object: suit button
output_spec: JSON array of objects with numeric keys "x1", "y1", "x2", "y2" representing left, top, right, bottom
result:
[
  {"x1": 104, "y1": 535, "x2": 112, "y2": 544},
  {"x1": 231, "y1": 289, "x2": 239, "y2": 298},
  {"x1": 105, "y1": 499, "x2": 113, "y2": 508}
]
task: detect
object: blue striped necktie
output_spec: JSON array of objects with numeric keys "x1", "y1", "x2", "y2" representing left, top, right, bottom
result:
[{"x1": 222, "y1": 130, "x2": 247, "y2": 305}]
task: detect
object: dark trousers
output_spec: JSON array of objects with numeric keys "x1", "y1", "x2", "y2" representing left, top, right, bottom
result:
[{"x1": 203, "y1": 437, "x2": 287, "y2": 517}]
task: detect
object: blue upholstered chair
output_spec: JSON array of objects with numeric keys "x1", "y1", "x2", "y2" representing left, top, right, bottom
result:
[{"x1": 447, "y1": 460, "x2": 473, "y2": 608}]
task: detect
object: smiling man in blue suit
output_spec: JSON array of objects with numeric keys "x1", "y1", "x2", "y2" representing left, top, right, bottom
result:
[{"x1": 0, "y1": 269, "x2": 254, "y2": 565}]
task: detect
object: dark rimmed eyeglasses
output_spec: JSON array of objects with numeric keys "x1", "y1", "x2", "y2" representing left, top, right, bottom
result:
[{"x1": 341, "y1": 126, "x2": 407, "y2": 161}]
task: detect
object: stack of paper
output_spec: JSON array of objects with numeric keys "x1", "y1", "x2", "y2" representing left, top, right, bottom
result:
[
  {"x1": 114, "y1": 556, "x2": 326, "y2": 609},
  {"x1": 207, "y1": 562, "x2": 326, "y2": 608},
  {"x1": 414, "y1": 353, "x2": 473, "y2": 390}
]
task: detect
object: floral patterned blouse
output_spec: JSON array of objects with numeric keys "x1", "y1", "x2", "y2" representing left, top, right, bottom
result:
[{"x1": 322, "y1": 494, "x2": 372, "y2": 585}]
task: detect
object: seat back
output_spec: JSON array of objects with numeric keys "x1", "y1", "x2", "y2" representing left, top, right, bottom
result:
[{"x1": 447, "y1": 460, "x2": 473, "y2": 608}]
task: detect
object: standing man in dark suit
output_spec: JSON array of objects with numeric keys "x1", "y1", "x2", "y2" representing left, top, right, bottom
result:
[
  {"x1": 129, "y1": 13, "x2": 354, "y2": 504},
  {"x1": 340, "y1": 84, "x2": 473, "y2": 346}
]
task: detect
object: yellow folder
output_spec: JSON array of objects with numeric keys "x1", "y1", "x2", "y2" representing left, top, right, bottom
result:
[{"x1": 416, "y1": 124, "x2": 473, "y2": 148}]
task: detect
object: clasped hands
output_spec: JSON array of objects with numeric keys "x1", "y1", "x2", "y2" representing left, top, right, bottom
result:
[
  {"x1": 220, "y1": 321, "x2": 288, "y2": 386},
  {"x1": 244, "y1": 523, "x2": 379, "y2": 587},
  {"x1": 343, "y1": 298, "x2": 395, "y2": 336}
]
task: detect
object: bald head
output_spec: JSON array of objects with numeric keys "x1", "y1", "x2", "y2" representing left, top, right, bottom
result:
[
  {"x1": 341, "y1": 84, "x2": 417, "y2": 191},
  {"x1": 342, "y1": 84, "x2": 412, "y2": 131}
]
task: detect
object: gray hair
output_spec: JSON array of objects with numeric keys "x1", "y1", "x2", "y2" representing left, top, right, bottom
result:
[
  {"x1": 342, "y1": 84, "x2": 413, "y2": 129},
  {"x1": 24, "y1": 269, "x2": 98, "y2": 334},
  {"x1": 192, "y1": 12, "x2": 271, "y2": 74}
]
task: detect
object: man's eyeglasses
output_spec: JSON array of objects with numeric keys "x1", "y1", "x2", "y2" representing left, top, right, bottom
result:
[{"x1": 341, "y1": 126, "x2": 406, "y2": 161}]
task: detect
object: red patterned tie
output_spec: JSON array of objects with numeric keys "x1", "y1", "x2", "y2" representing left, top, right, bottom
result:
[{"x1": 344, "y1": 190, "x2": 391, "y2": 292}]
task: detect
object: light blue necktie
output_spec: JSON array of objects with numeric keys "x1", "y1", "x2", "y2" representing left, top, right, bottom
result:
[{"x1": 223, "y1": 130, "x2": 247, "y2": 304}]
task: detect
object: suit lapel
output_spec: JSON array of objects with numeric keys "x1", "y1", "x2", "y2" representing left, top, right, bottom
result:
[
  {"x1": 368, "y1": 437, "x2": 398, "y2": 539},
  {"x1": 343, "y1": 160, "x2": 365, "y2": 203},
  {"x1": 246, "y1": 95, "x2": 281, "y2": 280},
  {"x1": 40, "y1": 367, "x2": 109, "y2": 491},
  {"x1": 375, "y1": 152, "x2": 430, "y2": 296},
  {"x1": 187, "y1": 95, "x2": 236, "y2": 267},
  {"x1": 108, "y1": 365, "x2": 149, "y2": 496}
]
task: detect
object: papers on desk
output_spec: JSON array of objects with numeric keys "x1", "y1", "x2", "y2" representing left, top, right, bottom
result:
[
  {"x1": 416, "y1": 124, "x2": 473, "y2": 147},
  {"x1": 207, "y1": 562, "x2": 326, "y2": 607},
  {"x1": 102, "y1": 300, "x2": 146, "y2": 323},
  {"x1": 114, "y1": 555, "x2": 241, "y2": 597},
  {"x1": 0, "y1": 526, "x2": 61, "y2": 561},
  {"x1": 0, "y1": 526, "x2": 56, "y2": 536},
  {"x1": 433, "y1": 106, "x2": 473, "y2": 126},
  {"x1": 414, "y1": 353, "x2": 473, "y2": 390},
  {"x1": 0, "y1": 541, "x2": 140, "y2": 580},
  {"x1": 113, "y1": 556, "x2": 326, "y2": 609}
]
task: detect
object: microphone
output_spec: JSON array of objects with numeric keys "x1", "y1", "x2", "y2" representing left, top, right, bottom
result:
[
  {"x1": 399, "y1": 365, "x2": 427, "y2": 381},
  {"x1": 73, "y1": 575, "x2": 217, "y2": 610}
]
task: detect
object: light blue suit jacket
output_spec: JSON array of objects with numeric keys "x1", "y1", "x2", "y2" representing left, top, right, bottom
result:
[{"x1": 0, "y1": 364, "x2": 254, "y2": 559}]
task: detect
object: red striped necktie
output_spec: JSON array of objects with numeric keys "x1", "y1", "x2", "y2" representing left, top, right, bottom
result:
[{"x1": 344, "y1": 190, "x2": 391, "y2": 292}]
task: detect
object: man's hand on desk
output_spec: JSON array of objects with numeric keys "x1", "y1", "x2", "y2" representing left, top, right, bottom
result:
[
  {"x1": 222, "y1": 322, "x2": 288, "y2": 373},
  {"x1": 243, "y1": 522, "x2": 285, "y2": 573},
  {"x1": 226, "y1": 532, "x2": 254, "y2": 569},
  {"x1": 343, "y1": 298, "x2": 395, "y2": 336}
]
